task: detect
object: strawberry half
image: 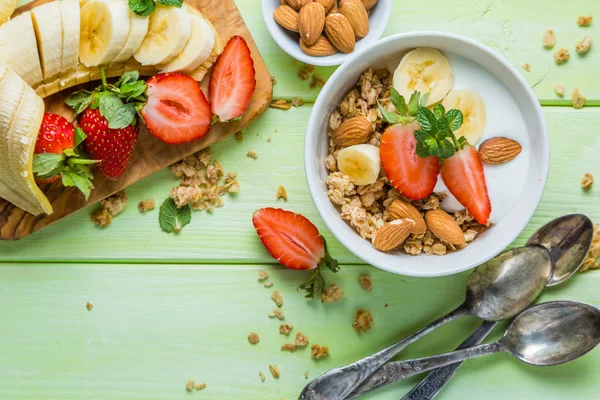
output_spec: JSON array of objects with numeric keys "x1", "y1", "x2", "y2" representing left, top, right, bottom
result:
[
  {"x1": 380, "y1": 122, "x2": 440, "y2": 200},
  {"x1": 209, "y1": 35, "x2": 256, "y2": 122},
  {"x1": 141, "y1": 73, "x2": 213, "y2": 144},
  {"x1": 252, "y1": 208, "x2": 339, "y2": 298},
  {"x1": 441, "y1": 146, "x2": 491, "y2": 225}
]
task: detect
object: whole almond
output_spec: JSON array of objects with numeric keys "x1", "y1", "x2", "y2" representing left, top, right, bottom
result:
[
  {"x1": 287, "y1": 0, "x2": 311, "y2": 11},
  {"x1": 389, "y1": 199, "x2": 427, "y2": 235},
  {"x1": 299, "y1": 2, "x2": 326, "y2": 46},
  {"x1": 361, "y1": 0, "x2": 378, "y2": 9},
  {"x1": 425, "y1": 209, "x2": 465, "y2": 245},
  {"x1": 300, "y1": 35, "x2": 338, "y2": 56},
  {"x1": 274, "y1": 5, "x2": 300, "y2": 32},
  {"x1": 325, "y1": 14, "x2": 355, "y2": 53},
  {"x1": 373, "y1": 219, "x2": 415, "y2": 252},
  {"x1": 339, "y1": 0, "x2": 369, "y2": 38},
  {"x1": 478, "y1": 137, "x2": 522, "y2": 165},
  {"x1": 315, "y1": 0, "x2": 335, "y2": 12},
  {"x1": 331, "y1": 116, "x2": 373, "y2": 147}
]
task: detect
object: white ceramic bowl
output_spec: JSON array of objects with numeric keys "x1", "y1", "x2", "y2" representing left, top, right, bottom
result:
[
  {"x1": 261, "y1": 0, "x2": 392, "y2": 67},
  {"x1": 305, "y1": 32, "x2": 550, "y2": 277}
]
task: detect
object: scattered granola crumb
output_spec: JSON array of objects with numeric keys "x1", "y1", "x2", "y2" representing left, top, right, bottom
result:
[
  {"x1": 277, "y1": 185, "x2": 288, "y2": 201},
  {"x1": 582, "y1": 173, "x2": 594, "y2": 190},
  {"x1": 298, "y1": 64, "x2": 313, "y2": 81},
  {"x1": 259, "y1": 372, "x2": 266, "y2": 382},
  {"x1": 359, "y1": 275, "x2": 372, "y2": 292},
  {"x1": 576, "y1": 36, "x2": 592, "y2": 54},
  {"x1": 310, "y1": 75, "x2": 325, "y2": 89},
  {"x1": 138, "y1": 198, "x2": 155, "y2": 212},
  {"x1": 247, "y1": 151, "x2": 258, "y2": 159},
  {"x1": 274, "y1": 128, "x2": 278, "y2": 133},
  {"x1": 271, "y1": 75, "x2": 277, "y2": 85},
  {"x1": 269, "y1": 365, "x2": 280, "y2": 379},
  {"x1": 291, "y1": 97, "x2": 304, "y2": 107},
  {"x1": 268, "y1": 309, "x2": 285, "y2": 320},
  {"x1": 235, "y1": 131, "x2": 244, "y2": 142},
  {"x1": 267, "y1": 137, "x2": 272, "y2": 142},
  {"x1": 304, "y1": 371, "x2": 309, "y2": 379},
  {"x1": 384, "y1": 303, "x2": 389, "y2": 308},
  {"x1": 555, "y1": 48, "x2": 570, "y2": 64},
  {"x1": 258, "y1": 270, "x2": 269, "y2": 281},
  {"x1": 92, "y1": 191, "x2": 128, "y2": 227},
  {"x1": 311, "y1": 344, "x2": 329, "y2": 359},
  {"x1": 542, "y1": 29, "x2": 556, "y2": 48},
  {"x1": 523, "y1": 63, "x2": 531, "y2": 72},
  {"x1": 321, "y1": 284, "x2": 344, "y2": 303},
  {"x1": 86, "y1": 302, "x2": 93, "y2": 311},
  {"x1": 572, "y1": 88, "x2": 586, "y2": 109},
  {"x1": 91, "y1": 208, "x2": 112, "y2": 227},
  {"x1": 264, "y1": 281, "x2": 274, "y2": 288},
  {"x1": 248, "y1": 332, "x2": 260, "y2": 344},
  {"x1": 279, "y1": 324, "x2": 294, "y2": 335},
  {"x1": 270, "y1": 98, "x2": 292, "y2": 110},
  {"x1": 196, "y1": 383, "x2": 207, "y2": 391},
  {"x1": 578, "y1": 15, "x2": 593, "y2": 27},
  {"x1": 580, "y1": 225, "x2": 600, "y2": 272},
  {"x1": 295, "y1": 332, "x2": 309, "y2": 347},
  {"x1": 554, "y1": 84, "x2": 565, "y2": 97},
  {"x1": 281, "y1": 343, "x2": 297, "y2": 352},
  {"x1": 185, "y1": 380, "x2": 195, "y2": 392},
  {"x1": 272, "y1": 290, "x2": 283, "y2": 307},
  {"x1": 352, "y1": 309, "x2": 373, "y2": 333}
]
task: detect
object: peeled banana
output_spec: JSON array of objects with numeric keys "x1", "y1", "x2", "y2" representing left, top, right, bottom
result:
[
  {"x1": 337, "y1": 144, "x2": 381, "y2": 186},
  {"x1": 114, "y1": 8, "x2": 149, "y2": 62},
  {"x1": 0, "y1": 0, "x2": 17, "y2": 26},
  {"x1": 442, "y1": 89, "x2": 487, "y2": 145}
]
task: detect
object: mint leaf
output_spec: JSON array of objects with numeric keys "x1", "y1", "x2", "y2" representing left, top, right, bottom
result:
[
  {"x1": 159, "y1": 198, "x2": 192, "y2": 233},
  {"x1": 33, "y1": 153, "x2": 64, "y2": 177},
  {"x1": 439, "y1": 138, "x2": 456, "y2": 159},
  {"x1": 416, "y1": 141, "x2": 429, "y2": 158},
  {"x1": 433, "y1": 104, "x2": 445, "y2": 119},
  {"x1": 426, "y1": 137, "x2": 440, "y2": 157},
  {"x1": 414, "y1": 129, "x2": 431, "y2": 143},
  {"x1": 129, "y1": 0, "x2": 155, "y2": 16},
  {"x1": 109, "y1": 104, "x2": 137, "y2": 129},
  {"x1": 390, "y1": 88, "x2": 407, "y2": 115},
  {"x1": 434, "y1": 116, "x2": 449, "y2": 140},
  {"x1": 156, "y1": 0, "x2": 183, "y2": 7},
  {"x1": 75, "y1": 127, "x2": 87, "y2": 147},
  {"x1": 420, "y1": 93, "x2": 430, "y2": 107},
  {"x1": 408, "y1": 91, "x2": 421, "y2": 116},
  {"x1": 99, "y1": 93, "x2": 123, "y2": 121},
  {"x1": 445, "y1": 109, "x2": 464, "y2": 131},
  {"x1": 417, "y1": 107, "x2": 436, "y2": 131}
]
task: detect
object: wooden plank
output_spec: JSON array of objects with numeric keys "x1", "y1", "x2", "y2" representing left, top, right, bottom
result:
[
  {"x1": 0, "y1": 105, "x2": 597, "y2": 263},
  {"x1": 236, "y1": 0, "x2": 600, "y2": 103},
  {"x1": 0, "y1": 0, "x2": 273, "y2": 240},
  {"x1": 0, "y1": 263, "x2": 598, "y2": 399}
]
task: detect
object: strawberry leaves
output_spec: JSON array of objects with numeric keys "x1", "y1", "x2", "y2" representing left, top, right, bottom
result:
[
  {"x1": 378, "y1": 89, "x2": 429, "y2": 125},
  {"x1": 298, "y1": 236, "x2": 340, "y2": 299},
  {"x1": 33, "y1": 150, "x2": 99, "y2": 200}
]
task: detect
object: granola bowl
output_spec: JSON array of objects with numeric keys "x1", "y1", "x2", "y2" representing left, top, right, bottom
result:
[{"x1": 305, "y1": 31, "x2": 550, "y2": 277}]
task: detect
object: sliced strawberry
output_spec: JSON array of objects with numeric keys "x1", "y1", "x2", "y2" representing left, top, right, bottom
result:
[
  {"x1": 209, "y1": 35, "x2": 256, "y2": 122},
  {"x1": 441, "y1": 145, "x2": 491, "y2": 225},
  {"x1": 380, "y1": 122, "x2": 440, "y2": 200},
  {"x1": 141, "y1": 73, "x2": 213, "y2": 144}
]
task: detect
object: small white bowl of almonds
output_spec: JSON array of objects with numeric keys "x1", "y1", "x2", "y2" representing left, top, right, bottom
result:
[{"x1": 262, "y1": 0, "x2": 392, "y2": 66}]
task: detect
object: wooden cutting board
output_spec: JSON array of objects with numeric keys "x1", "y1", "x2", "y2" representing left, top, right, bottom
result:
[{"x1": 0, "y1": 0, "x2": 272, "y2": 240}]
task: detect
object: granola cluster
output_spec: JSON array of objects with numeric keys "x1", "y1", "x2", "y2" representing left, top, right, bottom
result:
[
  {"x1": 91, "y1": 190, "x2": 128, "y2": 227},
  {"x1": 325, "y1": 69, "x2": 486, "y2": 256},
  {"x1": 580, "y1": 224, "x2": 600, "y2": 272}
]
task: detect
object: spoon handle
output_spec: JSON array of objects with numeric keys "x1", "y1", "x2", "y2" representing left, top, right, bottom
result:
[
  {"x1": 401, "y1": 320, "x2": 498, "y2": 400},
  {"x1": 346, "y1": 341, "x2": 504, "y2": 399},
  {"x1": 299, "y1": 305, "x2": 469, "y2": 400}
]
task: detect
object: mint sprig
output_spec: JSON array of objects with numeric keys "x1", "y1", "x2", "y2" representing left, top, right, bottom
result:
[
  {"x1": 298, "y1": 236, "x2": 340, "y2": 299},
  {"x1": 128, "y1": 0, "x2": 183, "y2": 17},
  {"x1": 414, "y1": 104, "x2": 466, "y2": 160},
  {"x1": 159, "y1": 198, "x2": 192, "y2": 233}
]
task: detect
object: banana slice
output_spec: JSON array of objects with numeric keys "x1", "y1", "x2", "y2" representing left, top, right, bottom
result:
[
  {"x1": 393, "y1": 48, "x2": 453, "y2": 106},
  {"x1": 59, "y1": 0, "x2": 81, "y2": 90},
  {"x1": 442, "y1": 89, "x2": 487, "y2": 145},
  {"x1": 186, "y1": 7, "x2": 222, "y2": 82},
  {"x1": 79, "y1": 0, "x2": 131, "y2": 67},
  {"x1": 0, "y1": 11, "x2": 44, "y2": 87},
  {"x1": 158, "y1": 14, "x2": 215, "y2": 73},
  {"x1": 0, "y1": 0, "x2": 18, "y2": 26},
  {"x1": 31, "y1": 2, "x2": 63, "y2": 80},
  {"x1": 134, "y1": 4, "x2": 192, "y2": 66},
  {"x1": 0, "y1": 65, "x2": 52, "y2": 216},
  {"x1": 337, "y1": 144, "x2": 381, "y2": 186},
  {"x1": 114, "y1": 9, "x2": 149, "y2": 62}
]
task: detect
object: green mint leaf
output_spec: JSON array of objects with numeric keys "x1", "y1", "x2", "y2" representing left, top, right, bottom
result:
[
  {"x1": 129, "y1": 0, "x2": 155, "y2": 16},
  {"x1": 415, "y1": 141, "x2": 429, "y2": 158},
  {"x1": 408, "y1": 91, "x2": 421, "y2": 116},
  {"x1": 438, "y1": 138, "x2": 456, "y2": 159},
  {"x1": 33, "y1": 153, "x2": 65, "y2": 176},
  {"x1": 434, "y1": 116, "x2": 449, "y2": 140},
  {"x1": 433, "y1": 104, "x2": 445, "y2": 119},
  {"x1": 109, "y1": 104, "x2": 137, "y2": 129},
  {"x1": 377, "y1": 100, "x2": 402, "y2": 124},
  {"x1": 99, "y1": 93, "x2": 123, "y2": 122},
  {"x1": 61, "y1": 169, "x2": 93, "y2": 201},
  {"x1": 156, "y1": 0, "x2": 183, "y2": 7},
  {"x1": 417, "y1": 107, "x2": 436, "y2": 132},
  {"x1": 420, "y1": 93, "x2": 430, "y2": 107},
  {"x1": 425, "y1": 137, "x2": 440, "y2": 157},
  {"x1": 445, "y1": 109, "x2": 464, "y2": 131},
  {"x1": 414, "y1": 129, "x2": 432, "y2": 143},
  {"x1": 159, "y1": 198, "x2": 192, "y2": 234},
  {"x1": 390, "y1": 87, "x2": 407, "y2": 115},
  {"x1": 75, "y1": 127, "x2": 87, "y2": 148}
]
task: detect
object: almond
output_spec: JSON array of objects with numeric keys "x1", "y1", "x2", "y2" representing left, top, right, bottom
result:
[
  {"x1": 373, "y1": 219, "x2": 415, "y2": 252},
  {"x1": 287, "y1": 0, "x2": 312, "y2": 11},
  {"x1": 361, "y1": 0, "x2": 379, "y2": 9},
  {"x1": 389, "y1": 199, "x2": 427, "y2": 235},
  {"x1": 274, "y1": 5, "x2": 300, "y2": 32},
  {"x1": 425, "y1": 209, "x2": 465, "y2": 245},
  {"x1": 315, "y1": 0, "x2": 335, "y2": 12},
  {"x1": 299, "y1": 2, "x2": 326, "y2": 46},
  {"x1": 300, "y1": 35, "x2": 338, "y2": 56},
  {"x1": 478, "y1": 137, "x2": 522, "y2": 165},
  {"x1": 339, "y1": 0, "x2": 369, "y2": 38},
  {"x1": 331, "y1": 116, "x2": 373, "y2": 146},
  {"x1": 325, "y1": 14, "x2": 355, "y2": 53}
]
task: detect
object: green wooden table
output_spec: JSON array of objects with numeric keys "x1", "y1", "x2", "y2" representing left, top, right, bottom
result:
[{"x1": 1, "y1": 1, "x2": 599, "y2": 399}]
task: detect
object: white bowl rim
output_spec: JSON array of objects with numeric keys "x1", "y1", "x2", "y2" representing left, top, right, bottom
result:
[
  {"x1": 260, "y1": 0, "x2": 393, "y2": 67},
  {"x1": 305, "y1": 30, "x2": 550, "y2": 277}
]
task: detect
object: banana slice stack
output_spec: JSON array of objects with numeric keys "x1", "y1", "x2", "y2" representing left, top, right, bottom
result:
[{"x1": 0, "y1": 0, "x2": 223, "y2": 216}]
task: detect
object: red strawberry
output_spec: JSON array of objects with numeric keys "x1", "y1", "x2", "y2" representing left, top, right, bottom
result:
[
  {"x1": 441, "y1": 145, "x2": 491, "y2": 225},
  {"x1": 35, "y1": 113, "x2": 75, "y2": 155},
  {"x1": 209, "y1": 35, "x2": 256, "y2": 122},
  {"x1": 252, "y1": 208, "x2": 339, "y2": 298},
  {"x1": 79, "y1": 108, "x2": 139, "y2": 180},
  {"x1": 141, "y1": 73, "x2": 213, "y2": 144},
  {"x1": 380, "y1": 122, "x2": 440, "y2": 200}
]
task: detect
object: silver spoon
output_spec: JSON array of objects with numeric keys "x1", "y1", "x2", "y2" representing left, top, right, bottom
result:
[
  {"x1": 346, "y1": 300, "x2": 600, "y2": 399},
  {"x1": 397, "y1": 214, "x2": 594, "y2": 400},
  {"x1": 298, "y1": 246, "x2": 553, "y2": 400}
]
